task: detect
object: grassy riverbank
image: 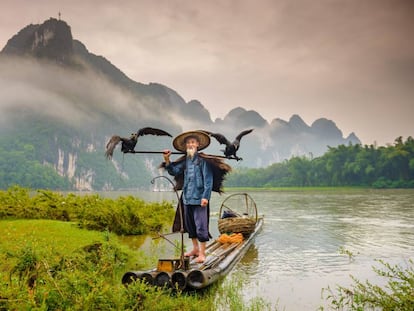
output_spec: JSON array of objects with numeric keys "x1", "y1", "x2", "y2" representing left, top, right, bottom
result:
[
  {"x1": 0, "y1": 219, "x2": 275, "y2": 310},
  {"x1": 0, "y1": 187, "x2": 276, "y2": 310}
]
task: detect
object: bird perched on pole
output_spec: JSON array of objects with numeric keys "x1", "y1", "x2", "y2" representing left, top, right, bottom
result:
[
  {"x1": 105, "y1": 127, "x2": 172, "y2": 159},
  {"x1": 204, "y1": 129, "x2": 253, "y2": 161}
]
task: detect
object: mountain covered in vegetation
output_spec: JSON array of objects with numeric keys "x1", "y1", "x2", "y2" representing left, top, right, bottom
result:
[{"x1": 0, "y1": 17, "x2": 360, "y2": 190}]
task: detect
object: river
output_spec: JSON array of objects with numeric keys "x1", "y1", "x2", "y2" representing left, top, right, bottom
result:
[{"x1": 112, "y1": 188, "x2": 414, "y2": 310}]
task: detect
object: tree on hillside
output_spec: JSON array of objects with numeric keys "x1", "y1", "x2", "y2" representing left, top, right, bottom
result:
[{"x1": 225, "y1": 136, "x2": 414, "y2": 188}]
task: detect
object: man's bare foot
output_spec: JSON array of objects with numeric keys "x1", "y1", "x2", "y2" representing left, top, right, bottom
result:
[
  {"x1": 184, "y1": 249, "x2": 199, "y2": 257},
  {"x1": 195, "y1": 254, "x2": 206, "y2": 263}
]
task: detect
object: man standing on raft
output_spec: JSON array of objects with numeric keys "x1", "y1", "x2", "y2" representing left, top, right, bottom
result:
[{"x1": 162, "y1": 130, "x2": 231, "y2": 263}]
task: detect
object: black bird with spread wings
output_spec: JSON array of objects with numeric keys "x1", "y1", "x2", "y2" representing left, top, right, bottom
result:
[
  {"x1": 105, "y1": 127, "x2": 172, "y2": 159},
  {"x1": 204, "y1": 129, "x2": 253, "y2": 161}
]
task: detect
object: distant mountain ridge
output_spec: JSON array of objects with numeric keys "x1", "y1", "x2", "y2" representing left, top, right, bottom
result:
[{"x1": 0, "y1": 17, "x2": 361, "y2": 190}]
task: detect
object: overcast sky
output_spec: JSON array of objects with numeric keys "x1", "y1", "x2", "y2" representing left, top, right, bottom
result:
[{"x1": 1, "y1": 0, "x2": 413, "y2": 145}]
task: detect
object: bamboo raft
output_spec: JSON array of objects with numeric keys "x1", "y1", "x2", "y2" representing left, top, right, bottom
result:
[{"x1": 122, "y1": 193, "x2": 263, "y2": 290}]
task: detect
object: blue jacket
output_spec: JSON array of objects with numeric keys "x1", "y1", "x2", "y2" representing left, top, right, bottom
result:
[{"x1": 165, "y1": 153, "x2": 213, "y2": 205}]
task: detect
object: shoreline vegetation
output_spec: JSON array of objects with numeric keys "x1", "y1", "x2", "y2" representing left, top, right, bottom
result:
[
  {"x1": 1, "y1": 186, "x2": 413, "y2": 310},
  {"x1": 1, "y1": 136, "x2": 413, "y2": 191},
  {"x1": 225, "y1": 136, "x2": 414, "y2": 189}
]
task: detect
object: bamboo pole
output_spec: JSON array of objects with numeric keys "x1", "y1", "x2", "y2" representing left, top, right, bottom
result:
[
  {"x1": 126, "y1": 150, "x2": 183, "y2": 155},
  {"x1": 125, "y1": 150, "x2": 230, "y2": 159}
]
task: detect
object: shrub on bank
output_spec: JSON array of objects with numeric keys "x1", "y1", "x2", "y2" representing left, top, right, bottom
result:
[
  {"x1": 0, "y1": 186, "x2": 175, "y2": 235},
  {"x1": 322, "y1": 259, "x2": 414, "y2": 310}
]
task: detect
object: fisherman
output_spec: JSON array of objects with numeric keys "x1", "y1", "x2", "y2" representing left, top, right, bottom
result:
[{"x1": 162, "y1": 130, "x2": 231, "y2": 263}]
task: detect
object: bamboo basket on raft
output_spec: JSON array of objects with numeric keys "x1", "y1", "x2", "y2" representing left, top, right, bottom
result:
[{"x1": 217, "y1": 193, "x2": 258, "y2": 237}]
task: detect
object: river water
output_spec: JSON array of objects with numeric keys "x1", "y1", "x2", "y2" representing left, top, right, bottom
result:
[{"x1": 113, "y1": 189, "x2": 414, "y2": 310}]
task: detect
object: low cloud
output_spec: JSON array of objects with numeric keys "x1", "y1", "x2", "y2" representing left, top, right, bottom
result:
[{"x1": 0, "y1": 57, "x2": 159, "y2": 132}]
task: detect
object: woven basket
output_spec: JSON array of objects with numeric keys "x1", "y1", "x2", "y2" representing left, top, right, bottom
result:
[{"x1": 218, "y1": 217, "x2": 256, "y2": 236}]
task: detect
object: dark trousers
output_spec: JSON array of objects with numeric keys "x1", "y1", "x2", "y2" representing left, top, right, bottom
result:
[{"x1": 184, "y1": 204, "x2": 209, "y2": 242}]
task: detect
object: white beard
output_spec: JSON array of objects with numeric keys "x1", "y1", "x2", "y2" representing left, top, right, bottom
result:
[{"x1": 186, "y1": 148, "x2": 196, "y2": 159}]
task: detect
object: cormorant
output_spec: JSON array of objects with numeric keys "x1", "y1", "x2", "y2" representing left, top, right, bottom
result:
[
  {"x1": 105, "y1": 127, "x2": 172, "y2": 159},
  {"x1": 204, "y1": 129, "x2": 253, "y2": 161}
]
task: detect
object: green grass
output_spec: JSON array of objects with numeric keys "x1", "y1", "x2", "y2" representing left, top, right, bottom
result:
[
  {"x1": 0, "y1": 219, "x2": 142, "y2": 284},
  {"x1": 0, "y1": 219, "x2": 276, "y2": 311},
  {"x1": 0, "y1": 186, "x2": 176, "y2": 235},
  {"x1": 0, "y1": 219, "x2": 137, "y2": 310},
  {"x1": 1, "y1": 219, "x2": 110, "y2": 255}
]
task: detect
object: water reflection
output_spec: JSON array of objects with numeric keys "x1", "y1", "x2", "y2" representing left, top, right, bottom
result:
[
  {"x1": 237, "y1": 244, "x2": 259, "y2": 273},
  {"x1": 117, "y1": 234, "x2": 149, "y2": 250}
]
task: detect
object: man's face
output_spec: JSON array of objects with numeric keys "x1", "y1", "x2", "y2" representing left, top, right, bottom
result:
[{"x1": 186, "y1": 138, "x2": 200, "y2": 151}]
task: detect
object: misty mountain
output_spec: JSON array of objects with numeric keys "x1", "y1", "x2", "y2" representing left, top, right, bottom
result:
[{"x1": 0, "y1": 17, "x2": 360, "y2": 190}]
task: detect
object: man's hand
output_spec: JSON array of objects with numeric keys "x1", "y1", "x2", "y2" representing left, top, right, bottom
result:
[
  {"x1": 201, "y1": 198, "x2": 208, "y2": 207},
  {"x1": 163, "y1": 150, "x2": 171, "y2": 164}
]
